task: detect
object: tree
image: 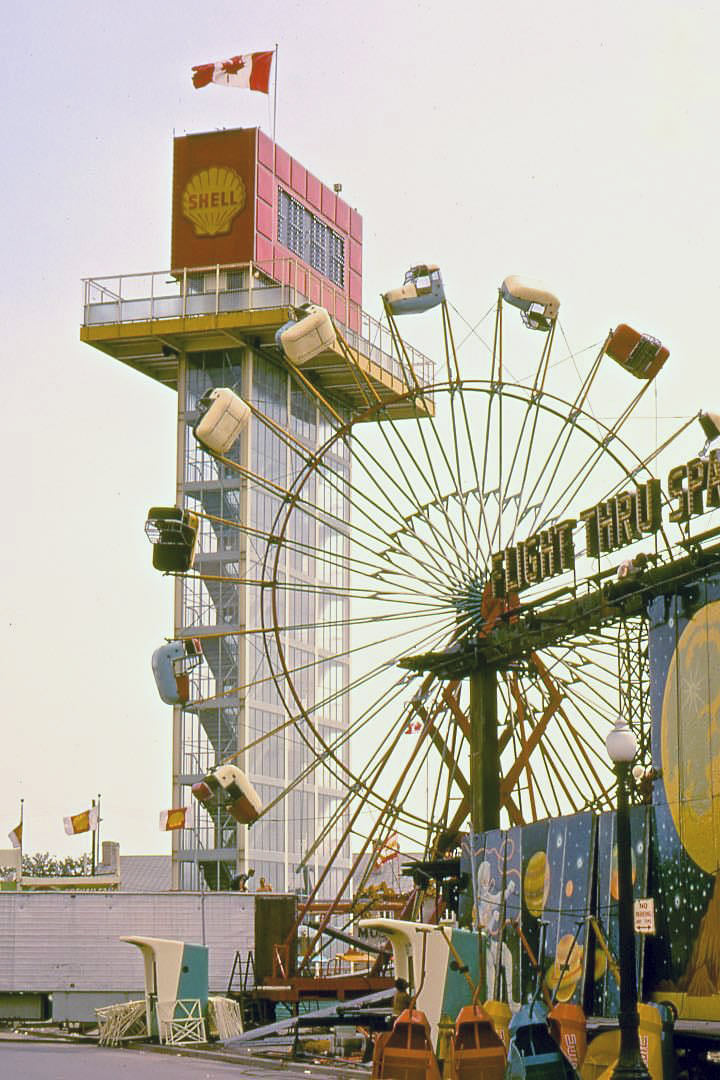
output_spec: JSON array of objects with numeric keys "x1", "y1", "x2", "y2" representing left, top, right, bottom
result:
[{"x1": 0, "y1": 852, "x2": 93, "y2": 879}]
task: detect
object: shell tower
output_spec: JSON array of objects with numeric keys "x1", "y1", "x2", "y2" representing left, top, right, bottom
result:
[{"x1": 81, "y1": 128, "x2": 433, "y2": 889}]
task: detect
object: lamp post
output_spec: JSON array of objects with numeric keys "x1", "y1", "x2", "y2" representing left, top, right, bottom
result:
[{"x1": 605, "y1": 718, "x2": 650, "y2": 1080}]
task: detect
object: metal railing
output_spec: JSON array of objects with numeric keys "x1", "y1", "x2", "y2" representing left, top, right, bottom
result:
[{"x1": 82, "y1": 258, "x2": 435, "y2": 390}]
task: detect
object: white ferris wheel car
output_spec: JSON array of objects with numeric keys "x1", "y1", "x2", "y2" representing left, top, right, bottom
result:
[
  {"x1": 193, "y1": 387, "x2": 251, "y2": 456},
  {"x1": 191, "y1": 764, "x2": 262, "y2": 825},
  {"x1": 501, "y1": 275, "x2": 560, "y2": 332},
  {"x1": 276, "y1": 304, "x2": 339, "y2": 366},
  {"x1": 383, "y1": 264, "x2": 445, "y2": 315}
]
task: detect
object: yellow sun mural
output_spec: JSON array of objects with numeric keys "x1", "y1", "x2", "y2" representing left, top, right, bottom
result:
[{"x1": 661, "y1": 599, "x2": 720, "y2": 874}]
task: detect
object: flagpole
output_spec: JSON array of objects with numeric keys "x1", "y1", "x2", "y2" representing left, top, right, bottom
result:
[
  {"x1": 271, "y1": 42, "x2": 279, "y2": 287},
  {"x1": 96, "y1": 793, "x2": 102, "y2": 872},
  {"x1": 91, "y1": 798, "x2": 97, "y2": 875},
  {"x1": 272, "y1": 43, "x2": 278, "y2": 146},
  {"x1": 19, "y1": 798, "x2": 24, "y2": 854}
]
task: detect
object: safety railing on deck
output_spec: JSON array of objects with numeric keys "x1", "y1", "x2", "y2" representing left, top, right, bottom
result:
[{"x1": 82, "y1": 258, "x2": 435, "y2": 390}]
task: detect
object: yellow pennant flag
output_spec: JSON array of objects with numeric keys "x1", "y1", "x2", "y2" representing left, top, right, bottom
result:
[
  {"x1": 159, "y1": 808, "x2": 187, "y2": 832},
  {"x1": 64, "y1": 807, "x2": 99, "y2": 835},
  {"x1": 8, "y1": 822, "x2": 22, "y2": 849}
]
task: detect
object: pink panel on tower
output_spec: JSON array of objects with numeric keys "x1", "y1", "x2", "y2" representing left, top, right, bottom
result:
[
  {"x1": 291, "y1": 159, "x2": 307, "y2": 199},
  {"x1": 257, "y1": 129, "x2": 274, "y2": 170},
  {"x1": 335, "y1": 291, "x2": 348, "y2": 323},
  {"x1": 349, "y1": 269, "x2": 362, "y2": 305},
  {"x1": 272, "y1": 248, "x2": 290, "y2": 285},
  {"x1": 308, "y1": 276, "x2": 322, "y2": 305},
  {"x1": 256, "y1": 199, "x2": 273, "y2": 241},
  {"x1": 350, "y1": 209, "x2": 362, "y2": 242},
  {"x1": 322, "y1": 283, "x2": 335, "y2": 312},
  {"x1": 255, "y1": 233, "x2": 273, "y2": 266},
  {"x1": 257, "y1": 164, "x2": 274, "y2": 206},
  {"x1": 349, "y1": 238, "x2": 362, "y2": 275},
  {"x1": 348, "y1": 305, "x2": 360, "y2": 333},
  {"x1": 306, "y1": 173, "x2": 322, "y2": 210},
  {"x1": 275, "y1": 145, "x2": 291, "y2": 184},
  {"x1": 321, "y1": 185, "x2": 336, "y2": 222},
  {"x1": 335, "y1": 198, "x2": 350, "y2": 234}
]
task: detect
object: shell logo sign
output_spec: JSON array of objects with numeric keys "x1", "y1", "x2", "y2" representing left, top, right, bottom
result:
[{"x1": 182, "y1": 166, "x2": 246, "y2": 237}]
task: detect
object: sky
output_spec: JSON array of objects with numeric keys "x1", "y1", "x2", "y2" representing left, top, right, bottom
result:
[{"x1": 1, "y1": 0, "x2": 719, "y2": 858}]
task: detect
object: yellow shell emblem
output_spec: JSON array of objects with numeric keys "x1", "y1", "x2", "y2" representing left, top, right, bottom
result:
[{"x1": 182, "y1": 166, "x2": 246, "y2": 236}]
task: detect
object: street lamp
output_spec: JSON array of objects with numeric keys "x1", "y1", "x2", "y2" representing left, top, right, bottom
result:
[{"x1": 605, "y1": 718, "x2": 650, "y2": 1080}]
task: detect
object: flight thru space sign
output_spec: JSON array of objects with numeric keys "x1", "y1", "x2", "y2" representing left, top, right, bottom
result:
[{"x1": 490, "y1": 451, "x2": 720, "y2": 598}]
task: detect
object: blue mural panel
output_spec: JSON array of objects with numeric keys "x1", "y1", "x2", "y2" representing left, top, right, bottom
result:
[
  {"x1": 517, "y1": 820, "x2": 549, "y2": 1003},
  {"x1": 465, "y1": 814, "x2": 595, "y2": 1010},
  {"x1": 541, "y1": 813, "x2": 595, "y2": 1008},
  {"x1": 465, "y1": 827, "x2": 522, "y2": 1008},
  {"x1": 593, "y1": 804, "x2": 649, "y2": 1016}
]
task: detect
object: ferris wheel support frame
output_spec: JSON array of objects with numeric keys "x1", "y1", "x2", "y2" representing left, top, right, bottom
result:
[{"x1": 469, "y1": 667, "x2": 500, "y2": 833}]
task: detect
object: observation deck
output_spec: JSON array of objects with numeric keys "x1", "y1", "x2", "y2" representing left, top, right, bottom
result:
[{"x1": 81, "y1": 259, "x2": 435, "y2": 419}]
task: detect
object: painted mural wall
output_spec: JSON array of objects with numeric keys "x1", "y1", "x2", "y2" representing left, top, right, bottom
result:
[
  {"x1": 460, "y1": 570, "x2": 720, "y2": 1020},
  {"x1": 646, "y1": 577, "x2": 720, "y2": 1017}
]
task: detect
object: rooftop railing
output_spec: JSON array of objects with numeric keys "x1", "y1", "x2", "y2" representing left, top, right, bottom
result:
[{"x1": 82, "y1": 259, "x2": 435, "y2": 390}]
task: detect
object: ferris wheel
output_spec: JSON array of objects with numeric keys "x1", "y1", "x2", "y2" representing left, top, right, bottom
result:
[
  {"x1": 251, "y1": 272, "x2": 684, "y2": 905},
  {"x1": 148, "y1": 268, "x2": 690, "y2": 915}
]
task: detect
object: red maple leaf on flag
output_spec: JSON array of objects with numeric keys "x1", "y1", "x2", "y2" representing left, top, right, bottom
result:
[{"x1": 221, "y1": 56, "x2": 246, "y2": 75}]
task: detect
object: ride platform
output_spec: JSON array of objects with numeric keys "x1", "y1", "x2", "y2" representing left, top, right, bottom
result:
[{"x1": 80, "y1": 263, "x2": 435, "y2": 421}]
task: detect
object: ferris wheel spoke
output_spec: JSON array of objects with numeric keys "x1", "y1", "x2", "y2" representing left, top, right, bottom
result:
[
  {"x1": 441, "y1": 302, "x2": 500, "y2": 571},
  {"x1": 262, "y1": 606, "x2": 460, "y2": 775},
  {"x1": 377, "y1": 410, "x2": 484, "y2": 583},
  {"x1": 531, "y1": 378, "x2": 656, "y2": 534},
  {"x1": 296, "y1": 687, "x2": 456, "y2": 963},
  {"x1": 198, "y1": 507, "x2": 455, "y2": 597},
  {"x1": 278, "y1": 423, "x2": 477, "y2": 598},
  {"x1": 347, "y1": 451, "x2": 475, "y2": 589},
  {"x1": 488, "y1": 319, "x2": 557, "y2": 552},
  {"x1": 251, "y1": 386, "x2": 461, "y2": 580},
  {"x1": 189, "y1": 602, "x2": 453, "y2": 713},
  {"x1": 509, "y1": 342, "x2": 611, "y2": 535}
]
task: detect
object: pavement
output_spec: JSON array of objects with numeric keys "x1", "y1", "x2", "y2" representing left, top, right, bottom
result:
[
  {"x1": 0, "y1": 1042, "x2": 368, "y2": 1080},
  {"x1": 0, "y1": 1028, "x2": 371, "y2": 1079}
]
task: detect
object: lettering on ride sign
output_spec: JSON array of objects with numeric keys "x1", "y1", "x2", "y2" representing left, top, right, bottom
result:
[
  {"x1": 668, "y1": 452, "x2": 720, "y2": 522},
  {"x1": 489, "y1": 452, "x2": 720, "y2": 598},
  {"x1": 490, "y1": 520, "x2": 576, "y2": 598},
  {"x1": 579, "y1": 479, "x2": 661, "y2": 558}
]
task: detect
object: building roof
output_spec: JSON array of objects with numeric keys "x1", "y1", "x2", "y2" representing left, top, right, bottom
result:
[{"x1": 119, "y1": 855, "x2": 172, "y2": 892}]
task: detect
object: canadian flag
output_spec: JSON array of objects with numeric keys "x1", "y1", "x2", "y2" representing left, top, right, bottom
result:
[{"x1": 192, "y1": 52, "x2": 273, "y2": 93}]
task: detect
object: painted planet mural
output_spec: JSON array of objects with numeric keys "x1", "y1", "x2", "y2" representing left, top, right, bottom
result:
[
  {"x1": 546, "y1": 934, "x2": 584, "y2": 1002},
  {"x1": 661, "y1": 599, "x2": 720, "y2": 875},
  {"x1": 523, "y1": 850, "x2": 550, "y2": 918}
]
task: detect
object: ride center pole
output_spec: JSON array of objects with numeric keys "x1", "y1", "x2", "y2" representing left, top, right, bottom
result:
[{"x1": 469, "y1": 666, "x2": 500, "y2": 833}]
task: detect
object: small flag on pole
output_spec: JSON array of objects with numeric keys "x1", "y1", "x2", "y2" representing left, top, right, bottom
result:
[
  {"x1": 192, "y1": 51, "x2": 273, "y2": 93},
  {"x1": 64, "y1": 806, "x2": 99, "y2": 836},
  {"x1": 159, "y1": 807, "x2": 187, "y2": 832},
  {"x1": 375, "y1": 833, "x2": 399, "y2": 868},
  {"x1": 8, "y1": 822, "x2": 22, "y2": 849}
]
